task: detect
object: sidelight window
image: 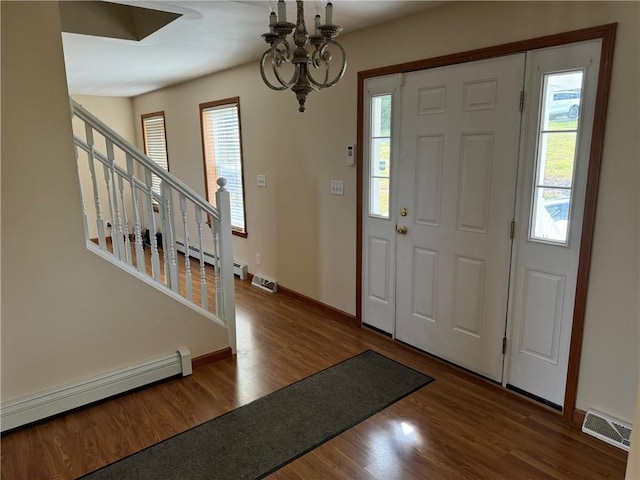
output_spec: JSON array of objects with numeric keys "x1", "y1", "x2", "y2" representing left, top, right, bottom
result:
[
  {"x1": 369, "y1": 94, "x2": 392, "y2": 218},
  {"x1": 529, "y1": 71, "x2": 583, "y2": 245}
]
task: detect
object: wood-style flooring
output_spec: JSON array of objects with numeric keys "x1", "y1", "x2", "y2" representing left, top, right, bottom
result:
[{"x1": 1, "y1": 276, "x2": 628, "y2": 479}]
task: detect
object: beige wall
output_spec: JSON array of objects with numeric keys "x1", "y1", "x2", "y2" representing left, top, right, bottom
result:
[
  {"x1": 132, "y1": 1, "x2": 639, "y2": 423},
  {"x1": 1, "y1": 1, "x2": 229, "y2": 402}
]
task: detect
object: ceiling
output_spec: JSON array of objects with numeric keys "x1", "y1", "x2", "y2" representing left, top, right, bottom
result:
[{"x1": 61, "y1": 1, "x2": 439, "y2": 97}]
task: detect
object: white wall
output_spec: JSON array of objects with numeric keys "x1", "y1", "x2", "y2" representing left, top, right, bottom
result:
[
  {"x1": 132, "y1": 1, "x2": 639, "y2": 423},
  {"x1": 1, "y1": 1, "x2": 229, "y2": 403}
]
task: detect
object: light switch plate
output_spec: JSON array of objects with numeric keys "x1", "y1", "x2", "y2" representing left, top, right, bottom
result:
[
  {"x1": 330, "y1": 180, "x2": 344, "y2": 195},
  {"x1": 257, "y1": 174, "x2": 267, "y2": 187}
]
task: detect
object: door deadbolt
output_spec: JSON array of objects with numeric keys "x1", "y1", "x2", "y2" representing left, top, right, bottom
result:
[{"x1": 400, "y1": 207, "x2": 408, "y2": 216}]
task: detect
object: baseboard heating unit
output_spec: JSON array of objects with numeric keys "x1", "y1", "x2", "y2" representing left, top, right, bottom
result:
[
  {"x1": 1, "y1": 349, "x2": 192, "y2": 432},
  {"x1": 582, "y1": 408, "x2": 632, "y2": 451},
  {"x1": 175, "y1": 241, "x2": 248, "y2": 280}
]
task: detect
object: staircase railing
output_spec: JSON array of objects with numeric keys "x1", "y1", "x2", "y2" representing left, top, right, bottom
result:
[{"x1": 71, "y1": 99, "x2": 236, "y2": 352}]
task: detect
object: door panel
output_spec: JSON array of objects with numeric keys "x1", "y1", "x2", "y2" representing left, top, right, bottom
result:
[
  {"x1": 395, "y1": 55, "x2": 525, "y2": 381},
  {"x1": 506, "y1": 41, "x2": 601, "y2": 405}
]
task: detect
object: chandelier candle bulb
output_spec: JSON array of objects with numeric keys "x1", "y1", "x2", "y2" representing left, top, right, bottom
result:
[
  {"x1": 269, "y1": 10, "x2": 276, "y2": 26},
  {"x1": 278, "y1": 0, "x2": 287, "y2": 23},
  {"x1": 326, "y1": 2, "x2": 333, "y2": 25},
  {"x1": 314, "y1": 14, "x2": 321, "y2": 34}
]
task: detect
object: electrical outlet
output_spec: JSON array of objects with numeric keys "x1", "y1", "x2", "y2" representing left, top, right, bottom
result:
[
  {"x1": 255, "y1": 253, "x2": 261, "y2": 265},
  {"x1": 257, "y1": 174, "x2": 267, "y2": 187},
  {"x1": 330, "y1": 180, "x2": 344, "y2": 196}
]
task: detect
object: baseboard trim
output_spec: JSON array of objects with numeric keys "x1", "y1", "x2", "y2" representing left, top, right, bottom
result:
[
  {"x1": 1, "y1": 349, "x2": 191, "y2": 432},
  {"x1": 192, "y1": 347, "x2": 233, "y2": 369},
  {"x1": 248, "y1": 274, "x2": 358, "y2": 327},
  {"x1": 573, "y1": 408, "x2": 587, "y2": 427}
]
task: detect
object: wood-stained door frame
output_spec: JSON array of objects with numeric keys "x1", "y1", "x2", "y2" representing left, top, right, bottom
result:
[{"x1": 356, "y1": 23, "x2": 617, "y2": 422}]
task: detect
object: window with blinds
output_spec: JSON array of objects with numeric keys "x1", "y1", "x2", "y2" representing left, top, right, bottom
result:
[
  {"x1": 200, "y1": 98, "x2": 247, "y2": 236},
  {"x1": 141, "y1": 112, "x2": 169, "y2": 199}
]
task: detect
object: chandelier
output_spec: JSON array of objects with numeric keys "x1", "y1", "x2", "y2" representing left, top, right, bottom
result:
[{"x1": 260, "y1": 0, "x2": 347, "y2": 112}]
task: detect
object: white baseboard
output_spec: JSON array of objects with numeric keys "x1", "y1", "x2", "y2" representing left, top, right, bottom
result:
[{"x1": 1, "y1": 349, "x2": 191, "y2": 432}]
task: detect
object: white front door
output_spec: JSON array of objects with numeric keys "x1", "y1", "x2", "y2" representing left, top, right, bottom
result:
[
  {"x1": 394, "y1": 55, "x2": 525, "y2": 381},
  {"x1": 506, "y1": 41, "x2": 601, "y2": 405}
]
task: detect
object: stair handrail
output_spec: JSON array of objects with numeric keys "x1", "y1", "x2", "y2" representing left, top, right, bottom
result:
[
  {"x1": 71, "y1": 99, "x2": 220, "y2": 222},
  {"x1": 71, "y1": 97, "x2": 236, "y2": 353}
]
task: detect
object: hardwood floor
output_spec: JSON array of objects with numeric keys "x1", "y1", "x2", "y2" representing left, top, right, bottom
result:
[{"x1": 1, "y1": 277, "x2": 628, "y2": 479}]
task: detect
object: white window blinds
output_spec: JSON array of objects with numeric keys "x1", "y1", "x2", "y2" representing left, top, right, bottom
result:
[
  {"x1": 141, "y1": 112, "x2": 168, "y2": 198},
  {"x1": 201, "y1": 99, "x2": 246, "y2": 234}
]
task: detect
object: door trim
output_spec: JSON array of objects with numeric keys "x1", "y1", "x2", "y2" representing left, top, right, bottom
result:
[{"x1": 356, "y1": 23, "x2": 617, "y2": 421}]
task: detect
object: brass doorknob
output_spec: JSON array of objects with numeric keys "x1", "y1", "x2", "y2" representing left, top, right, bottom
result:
[
  {"x1": 396, "y1": 225, "x2": 408, "y2": 235},
  {"x1": 400, "y1": 207, "x2": 408, "y2": 217}
]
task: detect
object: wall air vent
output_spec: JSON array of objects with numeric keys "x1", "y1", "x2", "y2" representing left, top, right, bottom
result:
[
  {"x1": 251, "y1": 274, "x2": 278, "y2": 293},
  {"x1": 582, "y1": 408, "x2": 632, "y2": 451}
]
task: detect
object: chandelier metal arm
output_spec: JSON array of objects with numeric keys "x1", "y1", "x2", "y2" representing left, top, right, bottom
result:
[
  {"x1": 272, "y1": 48, "x2": 300, "y2": 89},
  {"x1": 306, "y1": 40, "x2": 347, "y2": 89},
  {"x1": 260, "y1": 50, "x2": 291, "y2": 90}
]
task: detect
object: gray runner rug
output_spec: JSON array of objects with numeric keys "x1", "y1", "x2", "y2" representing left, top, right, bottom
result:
[{"x1": 79, "y1": 349, "x2": 434, "y2": 480}]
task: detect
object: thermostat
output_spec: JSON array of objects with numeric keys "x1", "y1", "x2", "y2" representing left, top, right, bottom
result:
[{"x1": 347, "y1": 145, "x2": 356, "y2": 166}]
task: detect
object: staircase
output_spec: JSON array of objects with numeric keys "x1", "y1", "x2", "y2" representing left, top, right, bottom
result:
[{"x1": 71, "y1": 99, "x2": 236, "y2": 352}]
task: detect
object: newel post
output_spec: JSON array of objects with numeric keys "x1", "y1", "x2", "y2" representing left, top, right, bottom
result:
[{"x1": 215, "y1": 177, "x2": 237, "y2": 353}]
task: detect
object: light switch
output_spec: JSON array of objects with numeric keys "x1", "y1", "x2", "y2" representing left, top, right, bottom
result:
[
  {"x1": 330, "y1": 180, "x2": 344, "y2": 195},
  {"x1": 257, "y1": 174, "x2": 267, "y2": 187}
]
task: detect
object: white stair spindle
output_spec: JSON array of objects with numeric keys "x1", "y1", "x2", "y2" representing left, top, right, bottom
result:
[
  {"x1": 161, "y1": 181, "x2": 179, "y2": 293},
  {"x1": 101, "y1": 160, "x2": 119, "y2": 258},
  {"x1": 179, "y1": 193, "x2": 193, "y2": 301},
  {"x1": 73, "y1": 143, "x2": 89, "y2": 239},
  {"x1": 144, "y1": 168, "x2": 162, "y2": 282},
  {"x1": 195, "y1": 206, "x2": 209, "y2": 311},
  {"x1": 156, "y1": 182, "x2": 169, "y2": 286},
  {"x1": 106, "y1": 139, "x2": 125, "y2": 261},
  {"x1": 127, "y1": 155, "x2": 146, "y2": 273},
  {"x1": 210, "y1": 219, "x2": 221, "y2": 318},
  {"x1": 84, "y1": 124, "x2": 107, "y2": 250},
  {"x1": 215, "y1": 177, "x2": 237, "y2": 353},
  {"x1": 117, "y1": 174, "x2": 132, "y2": 265}
]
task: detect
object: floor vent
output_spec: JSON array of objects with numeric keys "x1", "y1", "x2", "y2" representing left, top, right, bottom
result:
[
  {"x1": 251, "y1": 274, "x2": 278, "y2": 293},
  {"x1": 582, "y1": 408, "x2": 632, "y2": 451}
]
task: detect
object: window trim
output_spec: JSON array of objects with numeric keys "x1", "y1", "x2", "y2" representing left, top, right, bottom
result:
[{"x1": 199, "y1": 97, "x2": 248, "y2": 238}]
